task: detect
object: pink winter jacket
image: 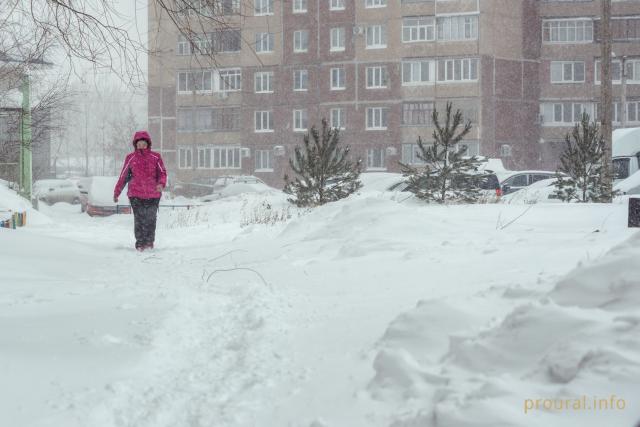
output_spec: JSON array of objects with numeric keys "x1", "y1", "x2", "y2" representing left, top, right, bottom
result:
[{"x1": 114, "y1": 131, "x2": 167, "y2": 200}]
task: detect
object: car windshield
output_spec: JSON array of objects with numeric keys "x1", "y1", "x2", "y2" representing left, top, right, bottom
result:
[{"x1": 613, "y1": 158, "x2": 630, "y2": 180}]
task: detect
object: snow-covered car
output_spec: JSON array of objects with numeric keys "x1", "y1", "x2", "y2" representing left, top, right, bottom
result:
[
  {"x1": 357, "y1": 173, "x2": 407, "y2": 192},
  {"x1": 76, "y1": 177, "x2": 93, "y2": 213},
  {"x1": 613, "y1": 169, "x2": 640, "y2": 195},
  {"x1": 501, "y1": 178, "x2": 562, "y2": 204},
  {"x1": 200, "y1": 176, "x2": 270, "y2": 202},
  {"x1": 499, "y1": 171, "x2": 559, "y2": 195},
  {"x1": 86, "y1": 176, "x2": 131, "y2": 216},
  {"x1": 33, "y1": 179, "x2": 81, "y2": 205}
]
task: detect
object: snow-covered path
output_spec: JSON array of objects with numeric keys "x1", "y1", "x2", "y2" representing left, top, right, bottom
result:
[{"x1": 2, "y1": 193, "x2": 639, "y2": 426}]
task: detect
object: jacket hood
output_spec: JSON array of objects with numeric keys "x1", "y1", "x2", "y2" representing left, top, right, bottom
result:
[{"x1": 132, "y1": 130, "x2": 152, "y2": 148}]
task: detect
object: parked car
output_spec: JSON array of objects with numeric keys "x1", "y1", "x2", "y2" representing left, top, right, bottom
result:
[
  {"x1": 86, "y1": 176, "x2": 131, "y2": 216},
  {"x1": 501, "y1": 178, "x2": 562, "y2": 204},
  {"x1": 200, "y1": 176, "x2": 268, "y2": 202},
  {"x1": 612, "y1": 127, "x2": 640, "y2": 183},
  {"x1": 33, "y1": 179, "x2": 81, "y2": 205},
  {"x1": 358, "y1": 171, "x2": 502, "y2": 202},
  {"x1": 499, "y1": 171, "x2": 558, "y2": 195},
  {"x1": 76, "y1": 177, "x2": 93, "y2": 212}
]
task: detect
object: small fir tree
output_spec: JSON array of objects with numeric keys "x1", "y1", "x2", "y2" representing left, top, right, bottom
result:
[
  {"x1": 283, "y1": 119, "x2": 362, "y2": 207},
  {"x1": 400, "y1": 102, "x2": 483, "y2": 204},
  {"x1": 553, "y1": 113, "x2": 616, "y2": 203}
]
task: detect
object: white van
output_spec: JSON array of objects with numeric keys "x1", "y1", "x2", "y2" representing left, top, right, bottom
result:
[{"x1": 612, "y1": 127, "x2": 640, "y2": 183}]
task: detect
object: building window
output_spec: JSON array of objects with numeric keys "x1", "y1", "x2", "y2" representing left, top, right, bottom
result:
[
  {"x1": 595, "y1": 59, "x2": 640, "y2": 84},
  {"x1": 178, "y1": 147, "x2": 193, "y2": 169},
  {"x1": 255, "y1": 110, "x2": 274, "y2": 132},
  {"x1": 367, "y1": 148, "x2": 386, "y2": 169},
  {"x1": 366, "y1": 66, "x2": 388, "y2": 88},
  {"x1": 402, "y1": 17, "x2": 435, "y2": 42},
  {"x1": 540, "y1": 102, "x2": 594, "y2": 125},
  {"x1": 542, "y1": 19, "x2": 593, "y2": 43},
  {"x1": 550, "y1": 61, "x2": 585, "y2": 83},
  {"x1": 255, "y1": 149, "x2": 273, "y2": 170},
  {"x1": 402, "y1": 102, "x2": 434, "y2": 126},
  {"x1": 437, "y1": 15, "x2": 478, "y2": 41},
  {"x1": 177, "y1": 107, "x2": 241, "y2": 132},
  {"x1": 177, "y1": 35, "x2": 190, "y2": 55},
  {"x1": 294, "y1": 69, "x2": 309, "y2": 91},
  {"x1": 366, "y1": 25, "x2": 387, "y2": 49},
  {"x1": 402, "y1": 60, "x2": 435, "y2": 85},
  {"x1": 365, "y1": 0, "x2": 386, "y2": 8},
  {"x1": 293, "y1": 109, "x2": 308, "y2": 131},
  {"x1": 366, "y1": 107, "x2": 389, "y2": 130},
  {"x1": 177, "y1": 70, "x2": 213, "y2": 92},
  {"x1": 596, "y1": 17, "x2": 640, "y2": 42},
  {"x1": 401, "y1": 144, "x2": 425, "y2": 165},
  {"x1": 500, "y1": 144, "x2": 512, "y2": 157},
  {"x1": 293, "y1": 0, "x2": 307, "y2": 13},
  {"x1": 255, "y1": 0, "x2": 273, "y2": 15},
  {"x1": 330, "y1": 67, "x2": 345, "y2": 90},
  {"x1": 255, "y1": 32, "x2": 274, "y2": 53},
  {"x1": 627, "y1": 101, "x2": 640, "y2": 123},
  {"x1": 437, "y1": 58, "x2": 478, "y2": 82},
  {"x1": 255, "y1": 71, "x2": 274, "y2": 93},
  {"x1": 330, "y1": 0, "x2": 345, "y2": 10},
  {"x1": 218, "y1": 69, "x2": 241, "y2": 91},
  {"x1": 330, "y1": 27, "x2": 346, "y2": 51},
  {"x1": 330, "y1": 108, "x2": 345, "y2": 129},
  {"x1": 294, "y1": 30, "x2": 309, "y2": 52},
  {"x1": 215, "y1": 29, "x2": 241, "y2": 52},
  {"x1": 197, "y1": 146, "x2": 241, "y2": 169}
]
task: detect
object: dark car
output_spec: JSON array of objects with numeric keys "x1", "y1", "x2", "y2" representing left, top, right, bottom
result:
[{"x1": 500, "y1": 171, "x2": 558, "y2": 195}]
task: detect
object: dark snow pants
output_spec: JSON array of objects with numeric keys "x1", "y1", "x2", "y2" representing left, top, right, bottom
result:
[{"x1": 129, "y1": 197, "x2": 160, "y2": 248}]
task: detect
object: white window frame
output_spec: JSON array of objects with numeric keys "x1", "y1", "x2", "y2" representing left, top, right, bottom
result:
[
  {"x1": 294, "y1": 30, "x2": 309, "y2": 53},
  {"x1": 255, "y1": 0, "x2": 273, "y2": 16},
  {"x1": 255, "y1": 110, "x2": 274, "y2": 132},
  {"x1": 294, "y1": 69, "x2": 309, "y2": 91},
  {"x1": 365, "y1": 0, "x2": 386, "y2": 8},
  {"x1": 366, "y1": 107, "x2": 389, "y2": 130},
  {"x1": 402, "y1": 60, "x2": 435, "y2": 86},
  {"x1": 217, "y1": 68, "x2": 241, "y2": 92},
  {"x1": 330, "y1": 27, "x2": 346, "y2": 52},
  {"x1": 330, "y1": 0, "x2": 345, "y2": 10},
  {"x1": 178, "y1": 147, "x2": 193, "y2": 169},
  {"x1": 402, "y1": 17, "x2": 436, "y2": 43},
  {"x1": 177, "y1": 70, "x2": 213, "y2": 93},
  {"x1": 330, "y1": 67, "x2": 345, "y2": 90},
  {"x1": 293, "y1": 109, "x2": 308, "y2": 132},
  {"x1": 255, "y1": 32, "x2": 274, "y2": 53},
  {"x1": 401, "y1": 143, "x2": 426, "y2": 165},
  {"x1": 436, "y1": 15, "x2": 479, "y2": 41},
  {"x1": 177, "y1": 35, "x2": 191, "y2": 55},
  {"x1": 540, "y1": 102, "x2": 595, "y2": 126},
  {"x1": 254, "y1": 71, "x2": 274, "y2": 93},
  {"x1": 366, "y1": 25, "x2": 387, "y2": 49},
  {"x1": 293, "y1": 0, "x2": 307, "y2": 13},
  {"x1": 330, "y1": 107, "x2": 345, "y2": 130},
  {"x1": 542, "y1": 18, "x2": 594, "y2": 44},
  {"x1": 366, "y1": 148, "x2": 386, "y2": 170},
  {"x1": 437, "y1": 58, "x2": 479, "y2": 83},
  {"x1": 366, "y1": 66, "x2": 388, "y2": 89},
  {"x1": 255, "y1": 149, "x2": 274, "y2": 171},
  {"x1": 550, "y1": 61, "x2": 585, "y2": 83}
]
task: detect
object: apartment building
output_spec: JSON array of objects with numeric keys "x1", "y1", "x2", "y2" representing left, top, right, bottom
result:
[{"x1": 147, "y1": 0, "x2": 640, "y2": 190}]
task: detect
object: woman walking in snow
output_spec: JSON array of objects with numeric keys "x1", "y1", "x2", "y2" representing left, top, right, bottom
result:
[{"x1": 113, "y1": 131, "x2": 167, "y2": 251}]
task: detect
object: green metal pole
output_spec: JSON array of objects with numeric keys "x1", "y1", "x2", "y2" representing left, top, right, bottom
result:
[{"x1": 19, "y1": 72, "x2": 32, "y2": 201}]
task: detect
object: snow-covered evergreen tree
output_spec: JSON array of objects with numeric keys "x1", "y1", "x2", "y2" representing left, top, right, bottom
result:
[
  {"x1": 283, "y1": 119, "x2": 362, "y2": 207},
  {"x1": 553, "y1": 113, "x2": 616, "y2": 203},
  {"x1": 399, "y1": 102, "x2": 483, "y2": 204}
]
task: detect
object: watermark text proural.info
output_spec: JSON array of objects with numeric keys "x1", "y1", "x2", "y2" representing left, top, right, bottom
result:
[{"x1": 524, "y1": 395, "x2": 626, "y2": 414}]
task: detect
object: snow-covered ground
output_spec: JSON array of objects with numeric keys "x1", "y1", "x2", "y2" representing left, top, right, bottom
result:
[{"x1": 1, "y1": 185, "x2": 640, "y2": 427}]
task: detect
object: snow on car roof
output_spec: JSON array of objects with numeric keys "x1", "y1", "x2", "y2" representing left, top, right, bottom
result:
[{"x1": 89, "y1": 176, "x2": 128, "y2": 206}]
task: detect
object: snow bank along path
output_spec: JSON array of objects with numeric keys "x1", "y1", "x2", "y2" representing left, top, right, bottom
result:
[{"x1": 1, "y1": 191, "x2": 639, "y2": 426}]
